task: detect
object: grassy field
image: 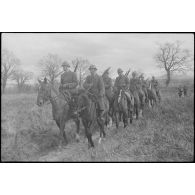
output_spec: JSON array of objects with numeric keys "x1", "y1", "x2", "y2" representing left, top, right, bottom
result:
[{"x1": 1, "y1": 84, "x2": 194, "y2": 162}]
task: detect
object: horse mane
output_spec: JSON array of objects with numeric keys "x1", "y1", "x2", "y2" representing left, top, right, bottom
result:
[{"x1": 51, "y1": 84, "x2": 59, "y2": 94}]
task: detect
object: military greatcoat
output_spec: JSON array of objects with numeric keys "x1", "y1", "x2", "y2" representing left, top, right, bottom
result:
[
  {"x1": 60, "y1": 71, "x2": 78, "y2": 94},
  {"x1": 114, "y1": 74, "x2": 130, "y2": 91}
]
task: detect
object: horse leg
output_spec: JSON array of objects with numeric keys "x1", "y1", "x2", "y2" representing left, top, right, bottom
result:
[
  {"x1": 82, "y1": 119, "x2": 94, "y2": 148},
  {"x1": 59, "y1": 118, "x2": 68, "y2": 146},
  {"x1": 97, "y1": 116, "x2": 106, "y2": 144},
  {"x1": 136, "y1": 105, "x2": 139, "y2": 120},
  {"x1": 157, "y1": 91, "x2": 161, "y2": 103},
  {"x1": 74, "y1": 117, "x2": 80, "y2": 142},
  {"x1": 115, "y1": 111, "x2": 119, "y2": 129},
  {"x1": 129, "y1": 109, "x2": 133, "y2": 124},
  {"x1": 123, "y1": 110, "x2": 128, "y2": 128},
  {"x1": 108, "y1": 116, "x2": 113, "y2": 129},
  {"x1": 105, "y1": 113, "x2": 109, "y2": 128}
]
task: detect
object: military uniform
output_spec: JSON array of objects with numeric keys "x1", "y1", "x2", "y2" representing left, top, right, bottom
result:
[
  {"x1": 114, "y1": 74, "x2": 130, "y2": 91},
  {"x1": 59, "y1": 70, "x2": 78, "y2": 94},
  {"x1": 59, "y1": 61, "x2": 79, "y2": 117},
  {"x1": 114, "y1": 73, "x2": 134, "y2": 106},
  {"x1": 83, "y1": 71, "x2": 105, "y2": 111},
  {"x1": 130, "y1": 77, "x2": 145, "y2": 108},
  {"x1": 129, "y1": 77, "x2": 139, "y2": 92},
  {"x1": 59, "y1": 61, "x2": 78, "y2": 95}
]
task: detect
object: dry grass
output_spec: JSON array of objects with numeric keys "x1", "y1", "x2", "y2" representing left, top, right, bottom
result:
[{"x1": 1, "y1": 84, "x2": 194, "y2": 162}]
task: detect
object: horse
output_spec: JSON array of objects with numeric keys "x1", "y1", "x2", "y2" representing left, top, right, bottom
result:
[
  {"x1": 152, "y1": 83, "x2": 161, "y2": 103},
  {"x1": 141, "y1": 82, "x2": 149, "y2": 104},
  {"x1": 36, "y1": 78, "x2": 80, "y2": 147},
  {"x1": 147, "y1": 81, "x2": 157, "y2": 108},
  {"x1": 77, "y1": 90, "x2": 110, "y2": 148},
  {"x1": 113, "y1": 89, "x2": 133, "y2": 128},
  {"x1": 129, "y1": 80, "x2": 142, "y2": 119}
]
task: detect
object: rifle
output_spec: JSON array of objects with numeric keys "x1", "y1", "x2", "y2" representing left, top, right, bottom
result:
[
  {"x1": 102, "y1": 67, "x2": 111, "y2": 77},
  {"x1": 74, "y1": 63, "x2": 79, "y2": 72},
  {"x1": 125, "y1": 68, "x2": 131, "y2": 77}
]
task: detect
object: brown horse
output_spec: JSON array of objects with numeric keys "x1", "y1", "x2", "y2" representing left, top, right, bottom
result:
[
  {"x1": 147, "y1": 81, "x2": 157, "y2": 108},
  {"x1": 77, "y1": 90, "x2": 110, "y2": 148},
  {"x1": 36, "y1": 78, "x2": 80, "y2": 146},
  {"x1": 113, "y1": 89, "x2": 133, "y2": 128}
]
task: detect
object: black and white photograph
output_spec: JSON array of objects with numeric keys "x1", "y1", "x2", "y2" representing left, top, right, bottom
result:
[{"x1": 1, "y1": 33, "x2": 194, "y2": 162}]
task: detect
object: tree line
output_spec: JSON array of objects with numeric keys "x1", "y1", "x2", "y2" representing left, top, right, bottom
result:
[{"x1": 1, "y1": 41, "x2": 193, "y2": 94}]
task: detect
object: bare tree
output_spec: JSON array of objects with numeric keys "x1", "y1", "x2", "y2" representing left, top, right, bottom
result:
[
  {"x1": 39, "y1": 53, "x2": 62, "y2": 85},
  {"x1": 12, "y1": 69, "x2": 33, "y2": 92},
  {"x1": 1, "y1": 49, "x2": 20, "y2": 93},
  {"x1": 72, "y1": 57, "x2": 90, "y2": 86},
  {"x1": 154, "y1": 41, "x2": 193, "y2": 86}
]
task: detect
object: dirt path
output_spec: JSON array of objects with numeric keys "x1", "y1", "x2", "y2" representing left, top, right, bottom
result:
[{"x1": 34, "y1": 119, "x2": 149, "y2": 162}]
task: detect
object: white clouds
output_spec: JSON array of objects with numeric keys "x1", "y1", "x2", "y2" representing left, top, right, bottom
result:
[{"x1": 2, "y1": 33, "x2": 194, "y2": 79}]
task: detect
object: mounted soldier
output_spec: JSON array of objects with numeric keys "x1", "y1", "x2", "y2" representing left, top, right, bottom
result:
[
  {"x1": 114, "y1": 68, "x2": 133, "y2": 103},
  {"x1": 59, "y1": 61, "x2": 79, "y2": 114},
  {"x1": 151, "y1": 76, "x2": 161, "y2": 102},
  {"x1": 83, "y1": 64, "x2": 105, "y2": 120},
  {"x1": 129, "y1": 71, "x2": 141, "y2": 119},
  {"x1": 129, "y1": 71, "x2": 138, "y2": 91},
  {"x1": 113, "y1": 68, "x2": 134, "y2": 127}
]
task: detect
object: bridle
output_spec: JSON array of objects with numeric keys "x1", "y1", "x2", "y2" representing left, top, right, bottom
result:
[{"x1": 39, "y1": 87, "x2": 61, "y2": 106}]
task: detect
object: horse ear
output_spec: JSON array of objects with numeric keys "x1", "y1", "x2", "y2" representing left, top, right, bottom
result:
[{"x1": 38, "y1": 79, "x2": 42, "y2": 84}]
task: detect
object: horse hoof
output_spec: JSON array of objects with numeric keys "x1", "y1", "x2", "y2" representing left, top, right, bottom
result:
[
  {"x1": 75, "y1": 134, "x2": 80, "y2": 142},
  {"x1": 88, "y1": 143, "x2": 95, "y2": 149}
]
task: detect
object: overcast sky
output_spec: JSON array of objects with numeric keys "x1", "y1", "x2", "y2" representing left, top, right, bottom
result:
[{"x1": 2, "y1": 33, "x2": 194, "y2": 81}]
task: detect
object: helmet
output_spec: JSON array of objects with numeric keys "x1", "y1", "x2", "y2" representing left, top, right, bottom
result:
[
  {"x1": 89, "y1": 64, "x2": 97, "y2": 70},
  {"x1": 62, "y1": 61, "x2": 70, "y2": 67},
  {"x1": 117, "y1": 68, "x2": 123, "y2": 73}
]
